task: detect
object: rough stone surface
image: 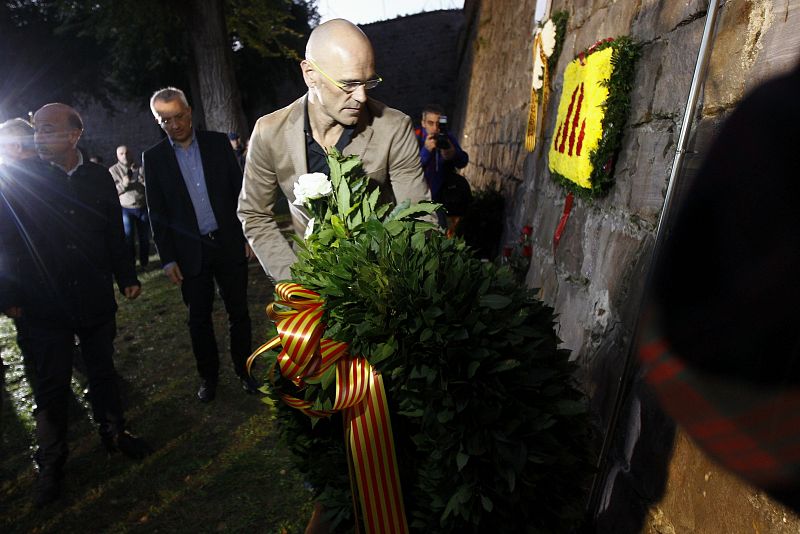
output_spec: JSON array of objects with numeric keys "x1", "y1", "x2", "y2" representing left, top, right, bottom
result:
[
  {"x1": 455, "y1": 0, "x2": 800, "y2": 531},
  {"x1": 361, "y1": 10, "x2": 465, "y2": 121}
]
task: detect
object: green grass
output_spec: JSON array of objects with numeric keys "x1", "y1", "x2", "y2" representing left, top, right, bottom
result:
[{"x1": 0, "y1": 261, "x2": 313, "y2": 533}]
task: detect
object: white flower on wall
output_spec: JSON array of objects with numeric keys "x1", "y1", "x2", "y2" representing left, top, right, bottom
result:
[{"x1": 532, "y1": 19, "x2": 557, "y2": 90}]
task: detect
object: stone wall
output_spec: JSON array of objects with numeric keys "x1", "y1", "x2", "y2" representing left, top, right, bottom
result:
[
  {"x1": 455, "y1": 0, "x2": 800, "y2": 531},
  {"x1": 76, "y1": 96, "x2": 163, "y2": 168},
  {"x1": 361, "y1": 9, "x2": 465, "y2": 124}
]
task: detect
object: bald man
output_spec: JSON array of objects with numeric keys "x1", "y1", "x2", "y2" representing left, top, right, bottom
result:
[
  {"x1": 238, "y1": 18, "x2": 431, "y2": 281},
  {"x1": 0, "y1": 103, "x2": 150, "y2": 507}
]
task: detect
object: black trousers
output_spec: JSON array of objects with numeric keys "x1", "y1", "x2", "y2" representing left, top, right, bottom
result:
[
  {"x1": 179, "y1": 238, "x2": 252, "y2": 384},
  {"x1": 27, "y1": 318, "x2": 124, "y2": 469}
]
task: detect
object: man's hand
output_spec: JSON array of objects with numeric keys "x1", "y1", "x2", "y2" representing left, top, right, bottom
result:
[
  {"x1": 124, "y1": 285, "x2": 141, "y2": 300},
  {"x1": 3, "y1": 306, "x2": 22, "y2": 319},
  {"x1": 245, "y1": 243, "x2": 256, "y2": 261},
  {"x1": 164, "y1": 263, "x2": 184, "y2": 285},
  {"x1": 424, "y1": 133, "x2": 438, "y2": 153}
]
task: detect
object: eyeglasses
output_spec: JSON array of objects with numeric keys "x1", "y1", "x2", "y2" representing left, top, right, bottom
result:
[
  {"x1": 157, "y1": 111, "x2": 189, "y2": 128},
  {"x1": 306, "y1": 58, "x2": 382, "y2": 93}
]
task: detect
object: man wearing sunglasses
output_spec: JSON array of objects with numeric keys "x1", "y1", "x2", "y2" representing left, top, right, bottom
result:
[{"x1": 238, "y1": 18, "x2": 431, "y2": 282}]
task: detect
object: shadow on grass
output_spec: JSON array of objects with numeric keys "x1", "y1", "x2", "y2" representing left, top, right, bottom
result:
[{"x1": 0, "y1": 263, "x2": 313, "y2": 533}]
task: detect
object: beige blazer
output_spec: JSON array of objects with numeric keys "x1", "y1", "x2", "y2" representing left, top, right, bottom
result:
[{"x1": 238, "y1": 95, "x2": 431, "y2": 281}]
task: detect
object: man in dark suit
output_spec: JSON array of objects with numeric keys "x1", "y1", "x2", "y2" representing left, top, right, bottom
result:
[
  {"x1": 142, "y1": 87, "x2": 256, "y2": 403},
  {"x1": 0, "y1": 104, "x2": 151, "y2": 507}
]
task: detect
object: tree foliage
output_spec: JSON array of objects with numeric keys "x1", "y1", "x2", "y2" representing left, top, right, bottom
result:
[{"x1": 1, "y1": 0, "x2": 317, "y2": 129}]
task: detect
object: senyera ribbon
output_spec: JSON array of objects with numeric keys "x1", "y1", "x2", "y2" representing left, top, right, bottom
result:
[{"x1": 247, "y1": 283, "x2": 408, "y2": 533}]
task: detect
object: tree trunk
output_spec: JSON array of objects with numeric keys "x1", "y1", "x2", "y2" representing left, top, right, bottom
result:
[{"x1": 185, "y1": 0, "x2": 248, "y2": 136}]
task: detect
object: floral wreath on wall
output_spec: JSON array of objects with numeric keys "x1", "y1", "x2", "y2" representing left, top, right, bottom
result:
[
  {"x1": 249, "y1": 152, "x2": 596, "y2": 532},
  {"x1": 548, "y1": 36, "x2": 639, "y2": 198}
]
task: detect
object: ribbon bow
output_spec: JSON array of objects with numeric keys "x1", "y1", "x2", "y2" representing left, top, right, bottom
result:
[{"x1": 247, "y1": 283, "x2": 408, "y2": 533}]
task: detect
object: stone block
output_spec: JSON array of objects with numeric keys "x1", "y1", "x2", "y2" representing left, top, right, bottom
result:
[
  {"x1": 579, "y1": 209, "x2": 645, "y2": 297},
  {"x1": 746, "y1": 0, "x2": 800, "y2": 86},
  {"x1": 631, "y1": 0, "x2": 707, "y2": 42},
  {"x1": 551, "y1": 274, "x2": 593, "y2": 352},
  {"x1": 628, "y1": 40, "x2": 668, "y2": 125},
  {"x1": 572, "y1": 0, "x2": 641, "y2": 52},
  {"x1": 651, "y1": 21, "x2": 704, "y2": 116},
  {"x1": 610, "y1": 119, "x2": 675, "y2": 223},
  {"x1": 553, "y1": 196, "x2": 589, "y2": 277},
  {"x1": 704, "y1": 0, "x2": 774, "y2": 114}
]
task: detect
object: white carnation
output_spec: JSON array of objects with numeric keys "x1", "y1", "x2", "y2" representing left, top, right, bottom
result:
[
  {"x1": 304, "y1": 217, "x2": 315, "y2": 240},
  {"x1": 533, "y1": 53, "x2": 545, "y2": 90},
  {"x1": 532, "y1": 19, "x2": 557, "y2": 91},
  {"x1": 541, "y1": 19, "x2": 556, "y2": 57},
  {"x1": 292, "y1": 172, "x2": 332, "y2": 206}
]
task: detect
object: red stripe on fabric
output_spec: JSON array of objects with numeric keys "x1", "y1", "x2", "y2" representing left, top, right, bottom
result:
[
  {"x1": 350, "y1": 403, "x2": 376, "y2": 533},
  {"x1": 688, "y1": 418, "x2": 738, "y2": 440},
  {"x1": 374, "y1": 375, "x2": 407, "y2": 531},
  {"x1": 568, "y1": 83, "x2": 584, "y2": 156},
  {"x1": 656, "y1": 381, "x2": 718, "y2": 427},
  {"x1": 576, "y1": 118, "x2": 586, "y2": 156},
  {"x1": 638, "y1": 338, "x2": 669, "y2": 364},
  {"x1": 726, "y1": 451, "x2": 779, "y2": 472},
  {"x1": 749, "y1": 410, "x2": 800, "y2": 446},
  {"x1": 360, "y1": 388, "x2": 385, "y2": 531},
  {"x1": 647, "y1": 358, "x2": 685, "y2": 384},
  {"x1": 354, "y1": 404, "x2": 380, "y2": 534},
  {"x1": 364, "y1": 379, "x2": 391, "y2": 528},
  {"x1": 737, "y1": 393, "x2": 800, "y2": 430},
  {"x1": 558, "y1": 85, "x2": 579, "y2": 153},
  {"x1": 705, "y1": 434, "x2": 757, "y2": 455},
  {"x1": 374, "y1": 377, "x2": 403, "y2": 531},
  {"x1": 554, "y1": 120, "x2": 563, "y2": 149},
  {"x1": 553, "y1": 192, "x2": 574, "y2": 251}
]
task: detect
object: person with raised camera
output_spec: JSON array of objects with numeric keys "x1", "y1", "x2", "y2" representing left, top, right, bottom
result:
[{"x1": 416, "y1": 104, "x2": 470, "y2": 230}]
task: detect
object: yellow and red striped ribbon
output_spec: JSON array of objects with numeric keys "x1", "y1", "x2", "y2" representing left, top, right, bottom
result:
[
  {"x1": 525, "y1": 32, "x2": 551, "y2": 153},
  {"x1": 247, "y1": 283, "x2": 408, "y2": 533}
]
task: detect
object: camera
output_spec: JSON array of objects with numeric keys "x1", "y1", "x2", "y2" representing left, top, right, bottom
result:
[{"x1": 435, "y1": 115, "x2": 451, "y2": 150}]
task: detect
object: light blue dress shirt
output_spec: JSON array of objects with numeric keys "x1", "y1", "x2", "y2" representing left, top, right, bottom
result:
[{"x1": 171, "y1": 133, "x2": 219, "y2": 235}]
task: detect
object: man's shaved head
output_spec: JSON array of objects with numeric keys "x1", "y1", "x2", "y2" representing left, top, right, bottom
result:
[
  {"x1": 302, "y1": 19, "x2": 378, "y2": 130},
  {"x1": 32, "y1": 103, "x2": 84, "y2": 168},
  {"x1": 305, "y1": 18, "x2": 374, "y2": 66}
]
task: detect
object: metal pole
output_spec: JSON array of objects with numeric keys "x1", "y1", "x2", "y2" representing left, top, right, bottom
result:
[{"x1": 585, "y1": 0, "x2": 723, "y2": 522}]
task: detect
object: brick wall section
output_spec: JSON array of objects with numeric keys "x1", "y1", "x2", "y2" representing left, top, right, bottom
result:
[
  {"x1": 361, "y1": 10, "x2": 465, "y2": 124},
  {"x1": 456, "y1": 0, "x2": 800, "y2": 531}
]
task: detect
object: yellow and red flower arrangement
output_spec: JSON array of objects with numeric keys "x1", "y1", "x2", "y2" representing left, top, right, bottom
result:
[{"x1": 548, "y1": 36, "x2": 639, "y2": 197}]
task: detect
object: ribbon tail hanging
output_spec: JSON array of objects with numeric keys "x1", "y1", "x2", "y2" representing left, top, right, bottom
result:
[{"x1": 553, "y1": 192, "x2": 574, "y2": 252}]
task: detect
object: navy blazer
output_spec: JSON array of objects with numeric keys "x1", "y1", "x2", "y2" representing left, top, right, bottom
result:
[{"x1": 143, "y1": 130, "x2": 246, "y2": 277}]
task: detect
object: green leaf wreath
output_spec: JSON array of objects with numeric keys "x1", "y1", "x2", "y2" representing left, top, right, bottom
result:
[{"x1": 260, "y1": 150, "x2": 596, "y2": 532}]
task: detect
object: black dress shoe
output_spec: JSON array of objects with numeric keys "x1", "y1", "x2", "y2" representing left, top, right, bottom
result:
[
  {"x1": 103, "y1": 430, "x2": 153, "y2": 459},
  {"x1": 197, "y1": 381, "x2": 217, "y2": 402},
  {"x1": 240, "y1": 375, "x2": 260, "y2": 394}
]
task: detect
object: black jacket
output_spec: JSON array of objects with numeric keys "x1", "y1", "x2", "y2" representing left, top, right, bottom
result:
[
  {"x1": 0, "y1": 157, "x2": 139, "y2": 327},
  {"x1": 142, "y1": 130, "x2": 246, "y2": 277}
]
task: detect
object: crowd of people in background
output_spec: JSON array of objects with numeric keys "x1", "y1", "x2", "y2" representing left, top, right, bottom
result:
[{"x1": 0, "y1": 18, "x2": 470, "y2": 514}]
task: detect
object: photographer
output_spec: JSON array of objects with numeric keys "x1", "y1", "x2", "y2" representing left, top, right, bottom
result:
[{"x1": 416, "y1": 104, "x2": 470, "y2": 230}]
